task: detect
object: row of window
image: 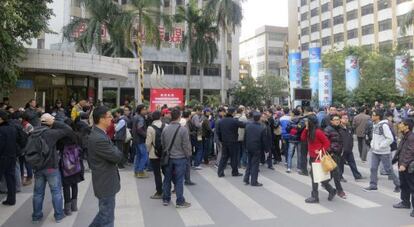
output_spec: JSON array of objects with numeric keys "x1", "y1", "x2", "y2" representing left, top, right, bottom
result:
[
  {"x1": 301, "y1": 0, "x2": 408, "y2": 12},
  {"x1": 256, "y1": 47, "x2": 284, "y2": 57},
  {"x1": 143, "y1": 61, "x2": 221, "y2": 76},
  {"x1": 301, "y1": 19, "x2": 392, "y2": 36},
  {"x1": 303, "y1": 36, "x2": 412, "y2": 50}
]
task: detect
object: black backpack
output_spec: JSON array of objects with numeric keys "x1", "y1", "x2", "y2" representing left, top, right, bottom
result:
[
  {"x1": 150, "y1": 123, "x2": 165, "y2": 158},
  {"x1": 24, "y1": 127, "x2": 51, "y2": 170},
  {"x1": 10, "y1": 121, "x2": 28, "y2": 157}
]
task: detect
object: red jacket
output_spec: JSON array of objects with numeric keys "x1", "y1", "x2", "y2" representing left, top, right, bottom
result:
[
  {"x1": 106, "y1": 120, "x2": 115, "y2": 140},
  {"x1": 301, "y1": 128, "x2": 330, "y2": 159}
]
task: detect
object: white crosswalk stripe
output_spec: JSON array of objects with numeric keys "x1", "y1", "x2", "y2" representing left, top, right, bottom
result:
[
  {"x1": 259, "y1": 174, "x2": 333, "y2": 214},
  {"x1": 0, "y1": 193, "x2": 31, "y2": 226},
  {"x1": 171, "y1": 186, "x2": 215, "y2": 226},
  {"x1": 198, "y1": 167, "x2": 276, "y2": 221},
  {"x1": 114, "y1": 171, "x2": 145, "y2": 227},
  {"x1": 42, "y1": 173, "x2": 92, "y2": 227},
  {"x1": 274, "y1": 165, "x2": 381, "y2": 208}
]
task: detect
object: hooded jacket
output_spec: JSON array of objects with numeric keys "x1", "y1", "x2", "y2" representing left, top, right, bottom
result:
[{"x1": 370, "y1": 120, "x2": 394, "y2": 155}]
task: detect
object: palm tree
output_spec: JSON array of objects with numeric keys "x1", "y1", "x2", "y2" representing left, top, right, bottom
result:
[
  {"x1": 206, "y1": 0, "x2": 243, "y2": 104},
  {"x1": 192, "y1": 16, "x2": 218, "y2": 103},
  {"x1": 175, "y1": 0, "x2": 201, "y2": 104},
  {"x1": 62, "y1": 0, "x2": 131, "y2": 57},
  {"x1": 401, "y1": 10, "x2": 414, "y2": 36}
]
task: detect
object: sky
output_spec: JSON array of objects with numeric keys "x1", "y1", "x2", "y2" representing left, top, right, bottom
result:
[{"x1": 241, "y1": 0, "x2": 289, "y2": 40}]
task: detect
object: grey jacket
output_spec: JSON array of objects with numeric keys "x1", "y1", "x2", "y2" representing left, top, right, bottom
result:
[
  {"x1": 161, "y1": 122, "x2": 191, "y2": 159},
  {"x1": 353, "y1": 113, "x2": 370, "y2": 137},
  {"x1": 87, "y1": 126, "x2": 123, "y2": 199}
]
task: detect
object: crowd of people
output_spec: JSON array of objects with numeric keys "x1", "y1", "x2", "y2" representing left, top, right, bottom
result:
[{"x1": 2, "y1": 97, "x2": 414, "y2": 226}]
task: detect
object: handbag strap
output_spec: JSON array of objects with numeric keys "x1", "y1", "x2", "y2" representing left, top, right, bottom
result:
[{"x1": 167, "y1": 125, "x2": 181, "y2": 153}]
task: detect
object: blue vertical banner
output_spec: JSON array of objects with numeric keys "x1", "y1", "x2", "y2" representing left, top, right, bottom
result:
[
  {"x1": 345, "y1": 56, "x2": 360, "y2": 91},
  {"x1": 395, "y1": 56, "x2": 409, "y2": 95},
  {"x1": 318, "y1": 68, "x2": 332, "y2": 107},
  {"x1": 309, "y1": 43, "x2": 321, "y2": 96},
  {"x1": 289, "y1": 51, "x2": 302, "y2": 107}
]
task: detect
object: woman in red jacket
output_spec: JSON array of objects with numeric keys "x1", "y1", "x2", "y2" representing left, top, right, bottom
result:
[{"x1": 301, "y1": 115, "x2": 337, "y2": 203}]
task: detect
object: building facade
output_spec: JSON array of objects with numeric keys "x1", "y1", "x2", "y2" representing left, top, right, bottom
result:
[
  {"x1": 240, "y1": 26, "x2": 288, "y2": 78},
  {"x1": 21, "y1": 0, "x2": 240, "y2": 108},
  {"x1": 288, "y1": 0, "x2": 414, "y2": 61}
]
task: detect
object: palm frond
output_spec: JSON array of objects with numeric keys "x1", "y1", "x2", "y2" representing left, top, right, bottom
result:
[{"x1": 401, "y1": 10, "x2": 414, "y2": 35}]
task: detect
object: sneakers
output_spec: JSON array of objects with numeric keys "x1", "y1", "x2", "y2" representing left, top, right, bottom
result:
[
  {"x1": 340, "y1": 178, "x2": 347, "y2": 183},
  {"x1": 176, "y1": 201, "x2": 191, "y2": 208},
  {"x1": 328, "y1": 189, "x2": 337, "y2": 201},
  {"x1": 337, "y1": 191, "x2": 347, "y2": 199},
  {"x1": 55, "y1": 216, "x2": 65, "y2": 223},
  {"x1": 393, "y1": 202, "x2": 411, "y2": 209},
  {"x1": 394, "y1": 186, "x2": 401, "y2": 193},
  {"x1": 150, "y1": 192, "x2": 163, "y2": 200},
  {"x1": 251, "y1": 182, "x2": 263, "y2": 187},
  {"x1": 193, "y1": 166, "x2": 203, "y2": 170},
  {"x1": 184, "y1": 181, "x2": 196, "y2": 186},
  {"x1": 286, "y1": 168, "x2": 291, "y2": 173},
  {"x1": 363, "y1": 186, "x2": 378, "y2": 191},
  {"x1": 135, "y1": 171, "x2": 149, "y2": 178},
  {"x1": 163, "y1": 200, "x2": 170, "y2": 206}
]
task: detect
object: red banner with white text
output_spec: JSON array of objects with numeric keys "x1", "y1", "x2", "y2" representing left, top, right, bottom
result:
[{"x1": 150, "y1": 89, "x2": 184, "y2": 111}]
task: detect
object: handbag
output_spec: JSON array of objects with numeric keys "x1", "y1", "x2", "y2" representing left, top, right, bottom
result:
[
  {"x1": 124, "y1": 128, "x2": 132, "y2": 143},
  {"x1": 311, "y1": 153, "x2": 331, "y2": 183},
  {"x1": 320, "y1": 150, "x2": 337, "y2": 172},
  {"x1": 161, "y1": 125, "x2": 181, "y2": 166}
]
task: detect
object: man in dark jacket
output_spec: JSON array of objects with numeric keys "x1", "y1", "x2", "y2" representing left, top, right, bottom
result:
[
  {"x1": 216, "y1": 107, "x2": 245, "y2": 177},
  {"x1": 0, "y1": 110, "x2": 18, "y2": 206},
  {"x1": 132, "y1": 104, "x2": 149, "y2": 178},
  {"x1": 393, "y1": 118, "x2": 414, "y2": 217},
  {"x1": 25, "y1": 99, "x2": 41, "y2": 127},
  {"x1": 31, "y1": 113, "x2": 73, "y2": 223},
  {"x1": 88, "y1": 106, "x2": 123, "y2": 227},
  {"x1": 243, "y1": 112, "x2": 267, "y2": 186},
  {"x1": 114, "y1": 108, "x2": 128, "y2": 168},
  {"x1": 324, "y1": 114, "x2": 346, "y2": 199}
]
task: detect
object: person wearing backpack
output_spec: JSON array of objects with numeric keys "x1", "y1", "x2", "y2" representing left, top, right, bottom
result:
[
  {"x1": 28, "y1": 113, "x2": 74, "y2": 223},
  {"x1": 285, "y1": 109, "x2": 304, "y2": 173},
  {"x1": 146, "y1": 110, "x2": 165, "y2": 199},
  {"x1": 364, "y1": 109, "x2": 401, "y2": 193},
  {"x1": 0, "y1": 110, "x2": 18, "y2": 206}
]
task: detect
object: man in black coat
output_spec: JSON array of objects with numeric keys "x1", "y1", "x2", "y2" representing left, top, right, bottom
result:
[
  {"x1": 393, "y1": 118, "x2": 414, "y2": 217},
  {"x1": 243, "y1": 112, "x2": 267, "y2": 186},
  {"x1": 87, "y1": 106, "x2": 123, "y2": 227},
  {"x1": 216, "y1": 107, "x2": 245, "y2": 177},
  {"x1": 0, "y1": 110, "x2": 17, "y2": 206}
]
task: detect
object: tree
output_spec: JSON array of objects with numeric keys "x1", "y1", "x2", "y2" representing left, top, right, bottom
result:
[
  {"x1": 256, "y1": 74, "x2": 288, "y2": 106},
  {"x1": 192, "y1": 15, "x2": 218, "y2": 103},
  {"x1": 232, "y1": 76, "x2": 263, "y2": 107},
  {"x1": 175, "y1": 0, "x2": 201, "y2": 104},
  {"x1": 0, "y1": 0, "x2": 53, "y2": 94},
  {"x1": 206, "y1": 0, "x2": 243, "y2": 104}
]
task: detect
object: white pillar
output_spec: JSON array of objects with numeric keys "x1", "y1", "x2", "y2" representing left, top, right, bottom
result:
[{"x1": 97, "y1": 79, "x2": 103, "y2": 102}]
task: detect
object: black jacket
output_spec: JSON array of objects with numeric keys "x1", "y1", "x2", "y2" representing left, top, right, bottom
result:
[
  {"x1": 244, "y1": 121, "x2": 267, "y2": 153},
  {"x1": 0, "y1": 122, "x2": 17, "y2": 158},
  {"x1": 324, "y1": 125, "x2": 343, "y2": 155},
  {"x1": 394, "y1": 131, "x2": 414, "y2": 168},
  {"x1": 339, "y1": 125, "x2": 353, "y2": 153},
  {"x1": 216, "y1": 116, "x2": 245, "y2": 144},
  {"x1": 25, "y1": 107, "x2": 41, "y2": 127}
]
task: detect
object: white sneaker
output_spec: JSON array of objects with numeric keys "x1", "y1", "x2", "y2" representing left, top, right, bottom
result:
[
  {"x1": 286, "y1": 168, "x2": 291, "y2": 173},
  {"x1": 193, "y1": 166, "x2": 203, "y2": 170}
]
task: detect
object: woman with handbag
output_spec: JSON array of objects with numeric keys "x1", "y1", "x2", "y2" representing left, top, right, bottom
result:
[{"x1": 301, "y1": 115, "x2": 337, "y2": 203}]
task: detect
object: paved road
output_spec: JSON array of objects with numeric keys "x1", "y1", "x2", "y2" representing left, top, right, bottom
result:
[{"x1": 1, "y1": 149, "x2": 414, "y2": 227}]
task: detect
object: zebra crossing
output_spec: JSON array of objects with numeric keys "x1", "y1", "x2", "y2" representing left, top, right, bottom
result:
[{"x1": 1, "y1": 162, "x2": 414, "y2": 227}]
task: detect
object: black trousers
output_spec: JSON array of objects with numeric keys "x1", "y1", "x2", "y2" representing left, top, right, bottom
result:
[
  {"x1": 399, "y1": 171, "x2": 414, "y2": 207},
  {"x1": 218, "y1": 142, "x2": 239, "y2": 176},
  {"x1": 331, "y1": 154, "x2": 344, "y2": 193},
  {"x1": 150, "y1": 159, "x2": 163, "y2": 194},
  {"x1": 357, "y1": 137, "x2": 368, "y2": 161},
  {"x1": 0, "y1": 157, "x2": 16, "y2": 204},
  {"x1": 339, "y1": 151, "x2": 362, "y2": 179},
  {"x1": 115, "y1": 140, "x2": 128, "y2": 166},
  {"x1": 273, "y1": 135, "x2": 282, "y2": 162},
  {"x1": 63, "y1": 183, "x2": 78, "y2": 203},
  {"x1": 244, "y1": 151, "x2": 261, "y2": 184},
  {"x1": 309, "y1": 157, "x2": 334, "y2": 198}
]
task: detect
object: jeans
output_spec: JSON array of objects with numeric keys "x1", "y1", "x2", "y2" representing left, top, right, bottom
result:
[
  {"x1": 32, "y1": 168, "x2": 64, "y2": 221},
  {"x1": 162, "y1": 158, "x2": 187, "y2": 205},
  {"x1": 287, "y1": 142, "x2": 299, "y2": 169},
  {"x1": 369, "y1": 152, "x2": 400, "y2": 188},
  {"x1": 193, "y1": 139, "x2": 204, "y2": 167},
  {"x1": 218, "y1": 142, "x2": 240, "y2": 176},
  {"x1": 89, "y1": 195, "x2": 116, "y2": 227},
  {"x1": 150, "y1": 159, "x2": 162, "y2": 194},
  {"x1": 19, "y1": 156, "x2": 33, "y2": 179},
  {"x1": 239, "y1": 142, "x2": 248, "y2": 167},
  {"x1": 134, "y1": 143, "x2": 148, "y2": 173},
  {"x1": 339, "y1": 151, "x2": 362, "y2": 179},
  {"x1": 215, "y1": 142, "x2": 222, "y2": 166},
  {"x1": 281, "y1": 139, "x2": 289, "y2": 162},
  {"x1": 0, "y1": 157, "x2": 16, "y2": 204}
]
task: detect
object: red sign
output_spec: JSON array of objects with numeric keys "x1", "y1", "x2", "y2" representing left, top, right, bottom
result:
[{"x1": 150, "y1": 89, "x2": 184, "y2": 111}]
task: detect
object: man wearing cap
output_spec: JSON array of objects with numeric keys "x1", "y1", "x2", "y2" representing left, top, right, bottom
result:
[
  {"x1": 243, "y1": 111, "x2": 266, "y2": 186},
  {"x1": 31, "y1": 113, "x2": 74, "y2": 223},
  {"x1": 216, "y1": 107, "x2": 246, "y2": 177}
]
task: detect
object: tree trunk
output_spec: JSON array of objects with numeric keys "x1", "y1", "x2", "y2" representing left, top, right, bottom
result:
[
  {"x1": 220, "y1": 30, "x2": 227, "y2": 104},
  {"x1": 186, "y1": 39, "x2": 192, "y2": 104},
  {"x1": 135, "y1": 13, "x2": 144, "y2": 105},
  {"x1": 200, "y1": 66, "x2": 204, "y2": 104}
]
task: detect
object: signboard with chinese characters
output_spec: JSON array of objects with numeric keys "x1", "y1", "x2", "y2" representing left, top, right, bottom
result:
[
  {"x1": 345, "y1": 56, "x2": 360, "y2": 92},
  {"x1": 395, "y1": 55, "x2": 410, "y2": 95},
  {"x1": 318, "y1": 68, "x2": 332, "y2": 107},
  {"x1": 150, "y1": 89, "x2": 184, "y2": 111},
  {"x1": 309, "y1": 43, "x2": 321, "y2": 96},
  {"x1": 289, "y1": 51, "x2": 302, "y2": 107}
]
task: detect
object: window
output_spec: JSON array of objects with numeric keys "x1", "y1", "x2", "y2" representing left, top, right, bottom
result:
[
  {"x1": 322, "y1": 37, "x2": 331, "y2": 46},
  {"x1": 379, "y1": 19, "x2": 392, "y2": 32},
  {"x1": 256, "y1": 47, "x2": 265, "y2": 57},
  {"x1": 321, "y1": 3, "x2": 330, "y2": 13},
  {"x1": 301, "y1": 12, "x2": 308, "y2": 21},
  {"x1": 37, "y1": 39, "x2": 45, "y2": 49},
  {"x1": 347, "y1": 9, "x2": 358, "y2": 21},
  {"x1": 347, "y1": 29, "x2": 358, "y2": 39},
  {"x1": 164, "y1": 0, "x2": 170, "y2": 7},
  {"x1": 398, "y1": 0, "x2": 410, "y2": 4},
  {"x1": 311, "y1": 23, "x2": 320, "y2": 33},
  {"x1": 398, "y1": 36, "x2": 413, "y2": 49},
  {"x1": 176, "y1": 0, "x2": 184, "y2": 5},
  {"x1": 268, "y1": 62, "x2": 279, "y2": 70},
  {"x1": 397, "y1": 15, "x2": 406, "y2": 26},
  {"x1": 346, "y1": 0, "x2": 355, "y2": 2},
  {"x1": 301, "y1": 42, "x2": 309, "y2": 51},
  {"x1": 378, "y1": 0, "x2": 390, "y2": 11},
  {"x1": 268, "y1": 47, "x2": 283, "y2": 56},
  {"x1": 333, "y1": 0, "x2": 342, "y2": 8},
  {"x1": 311, "y1": 8, "x2": 319, "y2": 17},
  {"x1": 362, "y1": 24, "x2": 374, "y2": 35},
  {"x1": 379, "y1": 41, "x2": 393, "y2": 52},
  {"x1": 204, "y1": 67, "x2": 220, "y2": 76},
  {"x1": 333, "y1": 15, "x2": 344, "y2": 25},
  {"x1": 361, "y1": 4, "x2": 373, "y2": 16},
  {"x1": 257, "y1": 62, "x2": 265, "y2": 71},
  {"x1": 321, "y1": 19, "x2": 331, "y2": 29},
  {"x1": 268, "y1": 33, "x2": 286, "y2": 41},
  {"x1": 301, "y1": 27, "x2": 309, "y2": 36},
  {"x1": 301, "y1": 0, "x2": 307, "y2": 6},
  {"x1": 334, "y1": 33, "x2": 344, "y2": 42}
]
